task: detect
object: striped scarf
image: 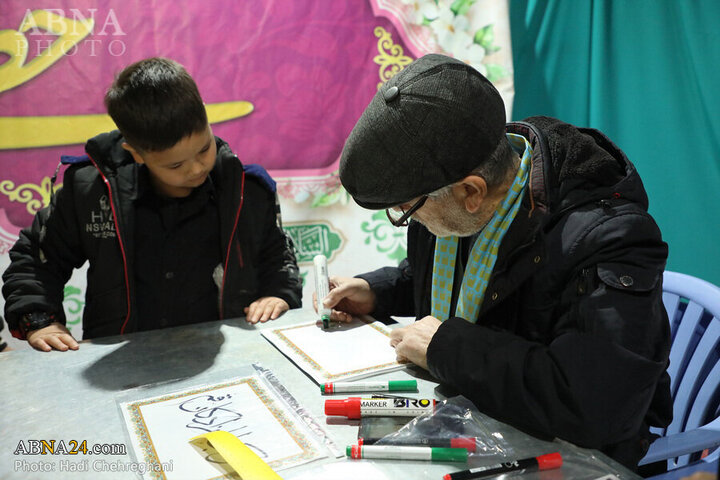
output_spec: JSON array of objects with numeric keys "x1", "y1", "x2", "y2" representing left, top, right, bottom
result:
[{"x1": 430, "y1": 133, "x2": 533, "y2": 323}]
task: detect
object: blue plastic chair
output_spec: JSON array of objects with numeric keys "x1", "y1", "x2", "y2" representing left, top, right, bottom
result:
[{"x1": 639, "y1": 271, "x2": 720, "y2": 471}]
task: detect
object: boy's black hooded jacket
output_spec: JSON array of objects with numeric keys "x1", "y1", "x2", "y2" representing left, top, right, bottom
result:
[
  {"x1": 3, "y1": 131, "x2": 302, "y2": 339},
  {"x1": 359, "y1": 117, "x2": 673, "y2": 469}
]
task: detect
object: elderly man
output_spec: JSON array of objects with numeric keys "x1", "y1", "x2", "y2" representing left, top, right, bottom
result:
[{"x1": 322, "y1": 54, "x2": 671, "y2": 470}]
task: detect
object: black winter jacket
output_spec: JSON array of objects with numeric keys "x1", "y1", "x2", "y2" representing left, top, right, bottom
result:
[
  {"x1": 2, "y1": 131, "x2": 302, "y2": 339},
  {"x1": 360, "y1": 117, "x2": 672, "y2": 469}
]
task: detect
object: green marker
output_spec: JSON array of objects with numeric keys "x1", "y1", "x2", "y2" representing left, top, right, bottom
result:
[
  {"x1": 347, "y1": 444, "x2": 468, "y2": 462},
  {"x1": 321, "y1": 380, "x2": 417, "y2": 394}
]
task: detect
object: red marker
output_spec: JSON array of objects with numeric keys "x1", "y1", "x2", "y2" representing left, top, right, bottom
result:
[
  {"x1": 325, "y1": 397, "x2": 436, "y2": 419},
  {"x1": 443, "y1": 452, "x2": 562, "y2": 480}
]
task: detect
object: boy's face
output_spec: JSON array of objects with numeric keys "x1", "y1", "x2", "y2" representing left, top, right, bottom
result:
[{"x1": 123, "y1": 125, "x2": 217, "y2": 198}]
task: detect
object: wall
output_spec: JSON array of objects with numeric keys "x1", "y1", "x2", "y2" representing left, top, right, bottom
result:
[{"x1": 510, "y1": 0, "x2": 720, "y2": 285}]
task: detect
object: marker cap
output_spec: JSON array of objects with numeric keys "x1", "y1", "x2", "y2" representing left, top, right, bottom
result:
[
  {"x1": 388, "y1": 380, "x2": 418, "y2": 391},
  {"x1": 449, "y1": 437, "x2": 477, "y2": 453},
  {"x1": 537, "y1": 452, "x2": 563, "y2": 470},
  {"x1": 325, "y1": 397, "x2": 361, "y2": 419}
]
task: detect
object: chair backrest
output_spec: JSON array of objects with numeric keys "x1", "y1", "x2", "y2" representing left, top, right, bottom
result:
[{"x1": 659, "y1": 270, "x2": 720, "y2": 465}]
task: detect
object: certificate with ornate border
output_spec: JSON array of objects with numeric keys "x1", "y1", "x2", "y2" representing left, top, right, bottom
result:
[
  {"x1": 261, "y1": 318, "x2": 403, "y2": 384},
  {"x1": 120, "y1": 375, "x2": 325, "y2": 479}
]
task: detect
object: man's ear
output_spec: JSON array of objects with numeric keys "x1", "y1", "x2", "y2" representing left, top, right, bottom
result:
[
  {"x1": 453, "y1": 175, "x2": 487, "y2": 214},
  {"x1": 121, "y1": 142, "x2": 145, "y2": 165}
]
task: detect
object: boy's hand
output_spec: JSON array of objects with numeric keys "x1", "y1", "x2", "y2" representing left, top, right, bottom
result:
[
  {"x1": 313, "y1": 276, "x2": 376, "y2": 323},
  {"x1": 244, "y1": 297, "x2": 289, "y2": 324},
  {"x1": 26, "y1": 322, "x2": 79, "y2": 352}
]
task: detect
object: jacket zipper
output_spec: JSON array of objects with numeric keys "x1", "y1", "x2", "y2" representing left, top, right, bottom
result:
[
  {"x1": 577, "y1": 268, "x2": 592, "y2": 295},
  {"x1": 87, "y1": 154, "x2": 132, "y2": 334},
  {"x1": 219, "y1": 168, "x2": 246, "y2": 319}
]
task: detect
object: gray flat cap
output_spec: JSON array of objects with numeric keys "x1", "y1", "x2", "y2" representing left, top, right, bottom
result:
[{"x1": 339, "y1": 53, "x2": 506, "y2": 209}]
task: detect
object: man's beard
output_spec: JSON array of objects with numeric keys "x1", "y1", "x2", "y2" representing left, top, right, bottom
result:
[{"x1": 419, "y1": 203, "x2": 484, "y2": 238}]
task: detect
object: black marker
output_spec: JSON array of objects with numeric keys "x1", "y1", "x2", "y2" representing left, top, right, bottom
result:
[{"x1": 443, "y1": 452, "x2": 562, "y2": 480}]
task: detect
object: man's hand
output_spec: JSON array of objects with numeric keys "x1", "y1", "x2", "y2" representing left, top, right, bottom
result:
[
  {"x1": 313, "y1": 276, "x2": 376, "y2": 323},
  {"x1": 389, "y1": 316, "x2": 442, "y2": 370},
  {"x1": 27, "y1": 322, "x2": 79, "y2": 352},
  {"x1": 244, "y1": 296, "x2": 289, "y2": 324}
]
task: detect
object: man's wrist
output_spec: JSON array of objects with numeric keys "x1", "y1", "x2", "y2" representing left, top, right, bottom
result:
[{"x1": 19, "y1": 312, "x2": 57, "y2": 339}]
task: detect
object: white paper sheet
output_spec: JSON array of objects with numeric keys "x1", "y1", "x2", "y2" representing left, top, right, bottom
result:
[
  {"x1": 120, "y1": 375, "x2": 325, "y2": 480},
  {"x1": 261, "y1": 318, "x2": 404, "y2": 384}
]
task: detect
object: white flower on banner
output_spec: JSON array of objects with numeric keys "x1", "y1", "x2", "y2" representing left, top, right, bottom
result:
[
  {"x1": 293, "y1": 190, "x2": 310, "y2": 203},
  {"x1": 397, "y1": 0, "x2": 507, "y2": 82},
  {"x1": 430, "y1": 6, "x2": 471, "y2": 51},
  {"x1": 428, "y1": 6, "x2": 486, "y2": 74},
  {"x1": 455, "y1": 42, "x2": 487, "y2": 76},
  {"x1": 400, "y1": 0, "x2": 439, "y2": 25}
]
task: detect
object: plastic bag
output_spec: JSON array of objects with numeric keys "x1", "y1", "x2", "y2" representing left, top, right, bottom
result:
[{"x1": 372, "y1": 395, "x2": 514, "y2": 459}]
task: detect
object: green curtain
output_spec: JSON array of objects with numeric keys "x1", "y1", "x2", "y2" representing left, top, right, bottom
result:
[{"x1": 509, "y1": 0, "x2": 720, "y2": 286}]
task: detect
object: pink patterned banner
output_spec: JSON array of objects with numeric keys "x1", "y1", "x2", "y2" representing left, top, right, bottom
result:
[{"x1": 0, "y1": 0, "x2": 415, "y2": 233}]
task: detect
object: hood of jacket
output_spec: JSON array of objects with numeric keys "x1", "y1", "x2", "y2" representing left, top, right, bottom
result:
[
  {"x1": 84, "y1": 130, "x2": 134, "y2": 173},
  {"x1": 508, "y1": 116, "x2": 650, "y2": 215}
]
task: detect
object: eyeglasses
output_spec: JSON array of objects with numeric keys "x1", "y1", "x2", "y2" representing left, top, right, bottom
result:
[{"x1": 385, "y1": 195, "x2": 428, "y2": 227}]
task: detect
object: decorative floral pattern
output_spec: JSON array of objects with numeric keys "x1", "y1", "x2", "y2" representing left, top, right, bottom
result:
[
  {"x1": 275, "y1": 175, "x2": 342, "y2": 203},
  {"x1": 373, "y1": 26, "x2": 414, "y2": 89},
  {"x1": 0, "y1": 177, "x2": 57, "y2": 215},
  {"x1": 361, "y1": 210, "x2": 407, "y2": 262},
  {"x1": 0, "y1": 208, "x2": 18, "y2": 255},
  {"x1": 63, "y1": 285, "x2": 85, "y2": 328},
  {"x1": 395, "y1": 0, "x2": 509, "y2": 81},
  {"x1": 309, "y1": 184, "x2": 350, "y2": 208}
]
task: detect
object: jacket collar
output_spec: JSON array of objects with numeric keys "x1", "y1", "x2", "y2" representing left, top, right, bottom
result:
[
  {"x1": 84, "y1": 130, "x2": 134, "y2": 174},
  {"x1": 507, "y1": 117, "x2": 650, "y2": 216}
]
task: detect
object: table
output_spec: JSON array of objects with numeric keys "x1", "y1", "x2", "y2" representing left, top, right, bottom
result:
[{"x1": 0, "y1": 309, "x2": 641, "y2": 479}]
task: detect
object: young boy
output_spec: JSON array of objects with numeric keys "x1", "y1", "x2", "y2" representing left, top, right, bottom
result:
[{"x1": 2, "y1": 57, "x2": 302, "y2": 352}]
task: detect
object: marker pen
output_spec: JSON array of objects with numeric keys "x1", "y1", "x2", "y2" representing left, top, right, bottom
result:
[
  {"x1": 325, "y1": 397, "x2": 436, "y2": 419},
  {"x1": 358, "y1": 436, "x2": 478, "y2": 452},
  {"x1": 321, "y1": 380, "x2": 417, "y2": 394},
  {"x1": 442, "y1": 452, "x2": 562, "y2": 480},
  {"x1": 347, "y1": 444, "x2": 468, "y2": 462},
  {"x1": 313, "y1": 255, "x2": 331, "y2": 329}
]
